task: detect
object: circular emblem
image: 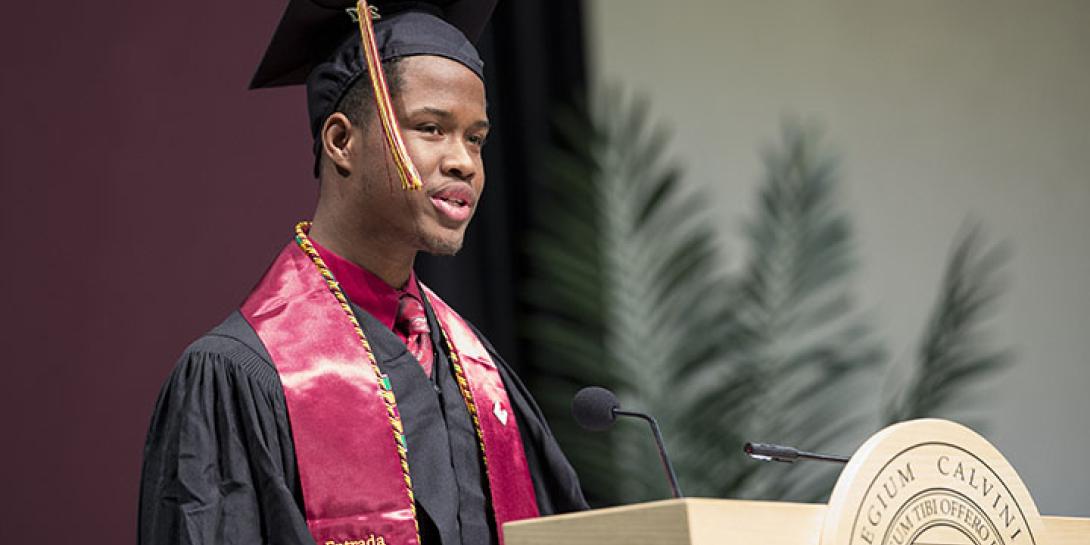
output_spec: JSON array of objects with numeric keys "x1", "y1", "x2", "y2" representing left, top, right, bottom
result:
[{"x1": 822, "y1": 420, "x2": 1043, "y2": 545}]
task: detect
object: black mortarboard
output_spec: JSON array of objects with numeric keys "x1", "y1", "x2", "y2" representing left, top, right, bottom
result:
[{"x1": 251, "y1": 0, "x2": 496, "y2": 142}]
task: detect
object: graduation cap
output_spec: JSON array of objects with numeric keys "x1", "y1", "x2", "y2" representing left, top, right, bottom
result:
[{"x1": 251, "y1": 0, "x2": 497, "y2": 184}]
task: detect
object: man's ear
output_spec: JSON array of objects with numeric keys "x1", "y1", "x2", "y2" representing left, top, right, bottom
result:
[{"x1": 321, "y1": 112, "x2": 355, "y2": 177}]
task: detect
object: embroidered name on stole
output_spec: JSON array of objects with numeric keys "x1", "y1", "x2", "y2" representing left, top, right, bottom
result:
[{"x1": 242, "y1": 242, "x2": 538, "y2": 545}]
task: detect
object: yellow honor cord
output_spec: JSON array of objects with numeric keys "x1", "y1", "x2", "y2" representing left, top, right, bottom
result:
[{"x1": 355, "y1": 0, "x2": 424, "y2": 191}]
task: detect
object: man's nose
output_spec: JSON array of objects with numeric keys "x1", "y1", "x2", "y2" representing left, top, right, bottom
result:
[{"x1": 441, "y1": 141, "x2": 476, "y2": 181}]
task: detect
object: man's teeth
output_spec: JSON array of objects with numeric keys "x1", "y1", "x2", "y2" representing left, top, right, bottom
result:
[{"x1": 437, "y1": 196, "x2": 467, "y2": 206}]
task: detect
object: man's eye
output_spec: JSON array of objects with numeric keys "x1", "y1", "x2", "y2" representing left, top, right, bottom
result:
[
  {"x1": 468, "y1": 134, "x2": 487, "y2": 147},
  {"x1": 418, "y1": 124, "x2": 441, "y2": 135}
]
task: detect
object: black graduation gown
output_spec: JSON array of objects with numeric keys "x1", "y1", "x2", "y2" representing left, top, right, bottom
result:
[{"x1": 138, "y1": 300, "x2": 587, "y2": 545}]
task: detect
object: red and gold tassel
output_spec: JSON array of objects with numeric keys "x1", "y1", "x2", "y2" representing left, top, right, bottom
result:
[{"x1": 354, "y1": 0, "x2": 424, "y2": 191}]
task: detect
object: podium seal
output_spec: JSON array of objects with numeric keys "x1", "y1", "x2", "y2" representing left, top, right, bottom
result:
[{"x1": 822, "y1": 420, "x2": 1044, "y2": 545}]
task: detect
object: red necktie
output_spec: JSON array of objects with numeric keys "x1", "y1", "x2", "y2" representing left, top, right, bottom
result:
[{"x1": 396, "y1": 294, "x2": 434, "y2": 376}]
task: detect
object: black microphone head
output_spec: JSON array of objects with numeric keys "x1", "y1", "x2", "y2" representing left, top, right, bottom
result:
[{"x1": 572, "y1": 386, "x2": 620, "y2": 431}]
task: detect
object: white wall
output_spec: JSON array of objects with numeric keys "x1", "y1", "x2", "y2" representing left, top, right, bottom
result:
[{"x1": 588, "y1": 0, "x2": 1089, "y2": 516}]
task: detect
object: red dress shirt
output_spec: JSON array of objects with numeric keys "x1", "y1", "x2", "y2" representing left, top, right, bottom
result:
[{"x1": 309, "y1": 239, "x2": 423, "y2": 347}]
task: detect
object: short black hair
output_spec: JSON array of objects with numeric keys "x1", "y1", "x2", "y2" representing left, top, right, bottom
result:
[
  {"x1": 334, "y1": 57, "x2": 406, "y2": 128},
  {"x1": 316, "y1": 57, "x2": 405, "y2": 176}
]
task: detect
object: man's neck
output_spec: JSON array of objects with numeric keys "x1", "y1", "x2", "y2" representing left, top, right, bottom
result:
[{"x1": 308, "y1": 218, "x2": 416, "y2": 289}]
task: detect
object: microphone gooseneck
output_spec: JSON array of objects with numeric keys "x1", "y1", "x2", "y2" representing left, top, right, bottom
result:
[
  {"x1": 571, "y1": 386, "x2": 684, "y2": 498},
  {"x1": 743, "y1": 441, "x2": 850, "y2": 464}
]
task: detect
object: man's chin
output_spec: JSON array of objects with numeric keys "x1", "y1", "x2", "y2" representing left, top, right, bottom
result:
[{"x1": 420, "y1": 233, "x2": 464, "y2": 257}]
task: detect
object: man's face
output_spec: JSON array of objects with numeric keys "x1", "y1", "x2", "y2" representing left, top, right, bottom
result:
[{"x1": 352, "y1": 55, "x2": 489, "y2": 256}]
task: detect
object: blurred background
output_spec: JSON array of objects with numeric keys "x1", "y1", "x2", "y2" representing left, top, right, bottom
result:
[{"x1": 1, "y1": 0, "x2": 1086, "y2": 542}]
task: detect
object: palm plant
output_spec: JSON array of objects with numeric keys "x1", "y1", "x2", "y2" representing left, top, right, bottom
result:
[{"x1": 522, "y1": 93, "x2": 1008, "y2": 506}]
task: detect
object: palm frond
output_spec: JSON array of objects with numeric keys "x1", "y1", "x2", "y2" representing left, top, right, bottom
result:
[
  {"x1": 722, "y1": 122, "x2": 886, "y2": 502},
  {"x1": 523, "y1": 89, "x2": 740, "y2": 505},
  {"x1": 884, "y1": 226, "x2": 1012, "y2": 426}
]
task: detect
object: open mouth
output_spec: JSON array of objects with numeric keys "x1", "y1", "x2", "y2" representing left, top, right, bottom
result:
[
  {"x1": 434, "y1": 195, "x2": 469, "y2": 207},
  {"x1": 429, "y1": 186, "x2": 475, "y2": 224}
]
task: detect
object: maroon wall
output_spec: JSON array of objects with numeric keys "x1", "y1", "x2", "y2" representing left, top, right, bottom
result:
[{"x1": 0, "y1": 2, "x2": 318, "y2": 541}]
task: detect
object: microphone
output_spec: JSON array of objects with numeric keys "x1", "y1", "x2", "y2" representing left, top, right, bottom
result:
[
  {"x1": 572, "y1": 386, "x2": 684, "y2": 498},
  {"x1": 743, "y1": 442, "x2": 850, "y2": 464}
]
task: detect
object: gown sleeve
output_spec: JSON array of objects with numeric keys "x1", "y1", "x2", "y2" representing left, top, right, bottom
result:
[{"x1": 138, "y1": 334, "x2": 314, "y2": 545}]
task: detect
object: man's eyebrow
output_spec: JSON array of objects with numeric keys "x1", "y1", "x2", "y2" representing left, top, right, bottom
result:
[
  {"x1": 411, "y1": 107, "x2": 490, "y2": 130},
  {"x1": 412, "y1": 106, "x2": 453, "y2": 120}
]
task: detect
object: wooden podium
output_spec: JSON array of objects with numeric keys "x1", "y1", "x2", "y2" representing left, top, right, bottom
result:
[{"x1": 504, "y1": 419, "x2": 1089, "y2": 545}]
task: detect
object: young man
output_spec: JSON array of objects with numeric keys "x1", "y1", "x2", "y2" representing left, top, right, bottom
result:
[{"x1": 138, "y1": 1, "x2": 587, "y2": 544}]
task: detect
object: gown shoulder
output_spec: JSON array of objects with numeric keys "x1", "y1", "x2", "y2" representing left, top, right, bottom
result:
[{"x1": 138, "y1": 311, "x2": 312, "y2": 545}]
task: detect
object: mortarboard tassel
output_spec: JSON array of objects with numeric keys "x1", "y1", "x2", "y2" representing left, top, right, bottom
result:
[{"x1": 354, "y1": 0, "x2": 424, "y2": 191}]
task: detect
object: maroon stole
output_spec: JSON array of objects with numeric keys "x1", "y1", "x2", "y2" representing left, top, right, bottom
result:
[{"x1": 241, "y1": 241, "x2": 539, "y2": 545}]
